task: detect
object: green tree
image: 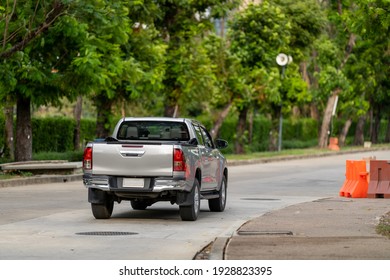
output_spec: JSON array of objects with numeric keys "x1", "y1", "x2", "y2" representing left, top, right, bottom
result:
[
  {"x1": 202, "y1": 33, "x2": 246, "y2": 139},
  {"x1": 0, "y1": 1, "x2": 135, "y2": 160},
  {"x1": 1, "y1": 0, "x2": 67, "y2": 161},
  {"x1": 310, "y1": 0, "x2": 389, "y2": 147},
  {"x1": 347, "y1": 0, "x2": 390, "y2": 143},
  {"x1": 152, "y1": 0, "x2": 237, "y2": 118},
  {"x1": 228, "y1": 0, "x2": 325, "y2": 152}
]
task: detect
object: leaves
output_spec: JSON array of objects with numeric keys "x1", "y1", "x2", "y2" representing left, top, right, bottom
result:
[{"x1": 0, "y1": 0, "x2": 389, "y2": 151}]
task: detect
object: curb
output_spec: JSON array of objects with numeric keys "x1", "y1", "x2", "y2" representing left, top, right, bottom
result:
[
  {"x1": 0, "y1": 174, "x2": 83, "y2": 188},
  {"x1": 208, "y1": 237, "x2": 229, "y2": 260}
]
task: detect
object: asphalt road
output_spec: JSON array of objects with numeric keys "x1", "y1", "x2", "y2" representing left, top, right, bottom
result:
[{"x1": 0, "y1": 149, "x2": 388, "y2": 260}]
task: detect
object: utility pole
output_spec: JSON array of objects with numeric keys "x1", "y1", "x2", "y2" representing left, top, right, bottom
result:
[{"x1": 276, "y1": 53, "x2": 292, "y2": 152}]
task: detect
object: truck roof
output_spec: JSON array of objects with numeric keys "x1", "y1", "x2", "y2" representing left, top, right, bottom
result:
[{"x1": 121, "y1": 117, "x2": 188, "y2": 122}]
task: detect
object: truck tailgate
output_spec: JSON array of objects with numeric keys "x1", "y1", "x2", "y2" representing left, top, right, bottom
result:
[{"x1": 92, "y1": 143, "x2": 173, "y2": 177}]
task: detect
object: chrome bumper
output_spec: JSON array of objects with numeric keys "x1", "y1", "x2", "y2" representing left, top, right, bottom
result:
[{"x1": 83, "y1": 174, "x2": 191, "y2": 192}]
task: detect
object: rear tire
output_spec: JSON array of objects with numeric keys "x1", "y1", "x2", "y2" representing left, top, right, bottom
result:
[
  {"x1": 91, "y1": 200, "x2": 114, "y2": 219},
  {"x1": 179, "y1": 179, "x2": 200, "y2": 221},
  {"x1": 208, "y1": 175, "x2": 227, "y2": 212}
]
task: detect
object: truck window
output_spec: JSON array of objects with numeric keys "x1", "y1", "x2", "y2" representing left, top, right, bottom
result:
[
  {"x1": 117, "y1": 121, "x2": 190, "y2": 141},
  {"x1": 193, "y1": 124, "x2": 204, "y2": 146},
  {"x1": 200, "y1": 127, "x2": 214, "y2": 149}
]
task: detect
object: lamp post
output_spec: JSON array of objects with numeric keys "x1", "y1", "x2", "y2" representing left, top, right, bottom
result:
[{"x1": 275, "y1": 53, "x2": 292, "y2": 152}]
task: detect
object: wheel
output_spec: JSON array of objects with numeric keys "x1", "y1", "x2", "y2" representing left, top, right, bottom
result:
[
  {"x1": 91, "y1": 200, "x2": 114, "y2": 219},
  {"x1": 208, "y1": 175, "x2": 227, "y2": 212},
  {"x1": 130, "y1": 200, "x2": 148, "y2": 210},
  {"x1": 179, "y1": 178, "x2": 200, "y2": 221}
]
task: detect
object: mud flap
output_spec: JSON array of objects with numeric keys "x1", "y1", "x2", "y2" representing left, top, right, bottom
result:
[
  {"x1": 176, "y1": 190, "x2": 193, "y2": 206},
  {"x1": 88, "y1": 188, "x2": 108, "y2": 204}
]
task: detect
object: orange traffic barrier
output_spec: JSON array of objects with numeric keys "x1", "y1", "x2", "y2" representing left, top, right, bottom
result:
[
  {"x1": 339, "y1": 160, "x2": 368, "y2": 198},
  {"x1": 328, "y1": 137, "x2": 340, "y2": 151},
  {"x1": 367, "y1": 160, "x2": 390, "y2": 198},
  {"x1": 339, "y1": 160, "x2": 354, "y2": 197}
]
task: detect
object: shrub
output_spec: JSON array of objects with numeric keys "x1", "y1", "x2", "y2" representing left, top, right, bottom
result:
[
  {"x1": 32, "y1": 117, "x2": 75, "y2": 153},
  {"x1": 30, "y1": 117, "x2": 96, "y2": 153}
]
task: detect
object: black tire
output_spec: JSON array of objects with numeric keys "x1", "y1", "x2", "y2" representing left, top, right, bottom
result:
[
  {"x1": 130, "y1": 200, "x2": 148, "y2": 210},
  {"x1": 179, "y1": 178, "x2": 200, "y2": 221},
  {"x1": 208, "y1": 175, "x2": 227, "y2": 212},
  {"x1": 91, "y1": 200, "x2": 114, "y2": 219}
]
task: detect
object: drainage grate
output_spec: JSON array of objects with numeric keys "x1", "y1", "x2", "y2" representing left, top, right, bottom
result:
[
  {"x1": 76, "y1": 231, "x2": 138, "y2": 236},
  {"x1": 237, "y1": 230, "x2": 293, "y2": 236}
]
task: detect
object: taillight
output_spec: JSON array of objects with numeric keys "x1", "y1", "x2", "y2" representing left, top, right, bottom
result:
[
  {"x1": 83, "y1": 147, "x2": 93, "y2": 170},
  {"x1": 173, "y1": 148, "x2": 186, "y2": 172}
]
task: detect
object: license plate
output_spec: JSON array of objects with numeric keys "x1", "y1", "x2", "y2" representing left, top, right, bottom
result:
[{"x1": 123, "y1": 178, "x2": 144, "y2": 188}]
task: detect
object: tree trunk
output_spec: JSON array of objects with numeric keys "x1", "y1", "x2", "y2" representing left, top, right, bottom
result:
[
  {"x1": 385, "y1": 115, "x2": 390, "y2": 143},
  {"x1": 268, "y1": 130, "x2": 278, "y2": 152},
  {"x1": 15, "y1": 96, "x2": 32, "y2": 162},
  {"x1": 310, "y1": 102, "x2": 320, "y2": 120},
  {"x1": 353, "y1": 115, "x2": 366, "y2": 145},
  {"x1": 371, "y1": 105, "x2": 380, "y2": 144},
  {"x1": 234, "y1": 107, "x2": 248, "y2": 154},
  {"x1": 164, "y1": 94, "x2": 178, "y2": 117},
  {"x1": 339, "y1": 118, "x2": 352, "y2": 147},
  {"x1": 368, "y1": 108, "x2": 374, "y2": 141},
  {"x1": 248, "y1": 110, "x2": 254, "y2": 144},
  {"x1": 73, "y1": 96, "x2": 83, "y2": 150},
  {"x1": 300, "y1": 62, "x2": 310, "y2": 88},
  {"x1": 210, "y1": 102, "x2": 232, "y2": 139},
  {"x1": 95, "y1": 95, "x2": 114, "y2": 139},
  {"x1": 269, "y1": 105, "x2": 283, "y2": 152},
  {"x1": 318, "y1": 89, "x2": 340, "y2": 148},
  {"x1": 164, "y1": 105, "x2": 175, "y2": 117},
  {"x1": 3, "y1": 99, "x2": 15, "y2": 160}
]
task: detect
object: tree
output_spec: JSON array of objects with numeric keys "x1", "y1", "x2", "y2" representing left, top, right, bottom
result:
[
  {"x1": 311, "y1": 0, "x2": 389, "y2": 147},
  {"x1": 228, "y1": 0, "x2": 325, "y2": 152},
  {"x1": 151, "y1": 0, "x2": 237, "y2": 118},
  {"x1": 347, "y1": 0, "x2": 390, "y2": 143},
  {"x1": 0, "y1": 1, "x2": 68, "y2": 161},
  {"x1": 0, "y1": 1, "x2": 146, "y2": 159},
  {"x1": 203, "y1": 34, "x2": 245, "y2": 139}
]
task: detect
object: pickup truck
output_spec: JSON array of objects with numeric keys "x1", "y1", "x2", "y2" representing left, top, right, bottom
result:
[{"x1": 82, "y1": 117, "x2": 228, "y2": 221}]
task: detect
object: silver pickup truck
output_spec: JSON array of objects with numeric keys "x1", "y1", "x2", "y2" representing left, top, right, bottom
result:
[{"x1": 83, "y1": 117, "x2": 228, "y2": 221}]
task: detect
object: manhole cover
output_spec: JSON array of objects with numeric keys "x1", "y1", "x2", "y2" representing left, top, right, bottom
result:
[
  {"x1": 241, "y1": 198, "x2": 280, "y2": 201},
  {"x1": 237, "y1": 230, "x2": 293, "y2": 236},
  {"x1": 76, "y1": 231, "x2": 138, "y2": 236}
]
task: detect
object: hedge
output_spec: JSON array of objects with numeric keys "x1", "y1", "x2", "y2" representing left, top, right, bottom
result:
[
  {"x1": 0, "y1": 116, "x2": 96, "y2": 154},
  {"x1": 215, "y1": 116, "x2": 319, "y2": 153}
]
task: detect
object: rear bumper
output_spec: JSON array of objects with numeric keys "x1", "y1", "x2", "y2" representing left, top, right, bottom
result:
[{"x1": 83, "y1": 174, "x2": 191, "y2": 193}]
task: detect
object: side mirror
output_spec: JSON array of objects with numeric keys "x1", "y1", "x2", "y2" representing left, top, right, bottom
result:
[
  {"x1": 188, "y1": 138, "x2": 198, "y2": 146},
  {"x1": 215, "y1": 139, "x2": 228, "y2": 149}
]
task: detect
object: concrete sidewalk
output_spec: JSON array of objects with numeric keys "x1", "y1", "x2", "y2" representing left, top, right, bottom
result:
[{"x1": 218, "y1": 197, "x2": 390, "y2": 260}]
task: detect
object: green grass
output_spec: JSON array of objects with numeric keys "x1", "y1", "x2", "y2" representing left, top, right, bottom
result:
[
  {"x1": 0, "y1": 170, "x2": 33, "y2": 180},
  {"x1": 32, "y1": 150, "x2": 84, "y2": 162},
  {"x1": 377, "y1": 212, "x2": 390, "y2": 238},
  {"x1": 225, "y1": 144, "x2": 389, "y2": 161},
  {"x1": 225, "y1": 148, "x2": 326, "y2": 161}
]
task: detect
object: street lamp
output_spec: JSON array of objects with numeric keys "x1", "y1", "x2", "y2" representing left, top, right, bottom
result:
[{"x1": 276, "y1": 53, "x2": 292, "y2": 152}]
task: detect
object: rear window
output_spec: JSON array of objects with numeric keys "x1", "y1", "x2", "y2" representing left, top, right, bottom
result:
[{"x1": 117, "y1": 121, "x2": 190, "y2": 141}]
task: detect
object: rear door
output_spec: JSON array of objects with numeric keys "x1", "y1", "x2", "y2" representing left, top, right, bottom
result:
[
  {"x1": 193, "y1": 124, "x2": 219, "y2": 190},
  {"x1": 92, "y1": 142, "x2": 174, "y2": 177}
]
